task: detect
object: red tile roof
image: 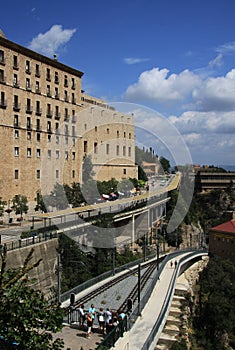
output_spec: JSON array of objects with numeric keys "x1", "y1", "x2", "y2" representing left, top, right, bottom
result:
[{"x1": 210, "y1": 219, "x2": 235, "y2": 234}]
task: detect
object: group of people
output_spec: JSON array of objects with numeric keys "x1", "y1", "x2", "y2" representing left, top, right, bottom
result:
[{"x1": 77, "y1": 303, "x2": 126, "y2": 338}]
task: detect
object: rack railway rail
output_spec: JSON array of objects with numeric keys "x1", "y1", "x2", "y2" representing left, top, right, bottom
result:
[{"x1": 65, "y1": 255, "x2": 166, "y2": 321}]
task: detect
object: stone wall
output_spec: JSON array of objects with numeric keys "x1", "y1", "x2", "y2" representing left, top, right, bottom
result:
[{"x1": 5, "y1": 238, "x2": 58, "y2": 297}]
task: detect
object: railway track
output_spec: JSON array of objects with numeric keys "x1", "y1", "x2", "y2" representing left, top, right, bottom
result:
[{"x1": 65, "y1": 255, "x2": 165, "y2": 314}]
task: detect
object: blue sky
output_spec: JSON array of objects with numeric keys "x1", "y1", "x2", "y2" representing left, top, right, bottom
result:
[{"x1": 2, "y1": 0, "x2": 235, "y2": 166}]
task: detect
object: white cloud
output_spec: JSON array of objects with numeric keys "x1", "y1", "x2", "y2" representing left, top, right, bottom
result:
[
  {"x1": 28, "y1": 24, "x2": 76, "y2": 57},
  {"x1": 216, "y1": 41, "x2": 235, "y2": 55},
  {"x1": 124, "y1": 57, "x2": 150, "y2": 65},
  {"x1": 192, "y1": 69, "x2": 235, "y2": 111},
  {"x1": 169, "y1": 110, "x2": 235, "y2": 135},
  {"x1": 208, "y1": 53, "x2": 223, "y2": 68},
  {"x1": 124, "y1": 67, "x2": 201, "y2": 103}
]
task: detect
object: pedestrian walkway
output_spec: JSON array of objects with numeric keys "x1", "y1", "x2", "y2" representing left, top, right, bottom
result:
[{"x1": 54, "y1": 324, "x2": 105, "y2": 350}]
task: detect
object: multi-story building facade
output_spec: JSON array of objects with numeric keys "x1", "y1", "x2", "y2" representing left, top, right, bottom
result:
[{"x1": 0, "y1": 34, "x2": 137, "y2": 207}]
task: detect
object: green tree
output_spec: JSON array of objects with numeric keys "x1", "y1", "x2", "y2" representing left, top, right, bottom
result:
[
  {"x1": 0, "y1": 197, "x2": 6, "y2": 217},
  {"x1": 159, "y1": 156, "x2": 170, "y2": 173},
  {"x1": 34, "y1": 191, "x2": 47, "y2": 213},
  {"x1": 11, "y1": 194, "x2": 28, "y2": 220},
  {"x1": 0, "y1": 247, "x2": 64, "y2": 350}
]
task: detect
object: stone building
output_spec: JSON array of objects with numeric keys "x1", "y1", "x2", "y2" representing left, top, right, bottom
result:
[
  {"x1": 209, "y1": 219, "x2": 235, "y2": 265},
  {"x1": 0, "y1": 33, "x2": 137, "y2": 208}
]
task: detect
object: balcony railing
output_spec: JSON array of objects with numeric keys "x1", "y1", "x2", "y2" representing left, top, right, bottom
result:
[{"x1": 13, "y1": 103, "x2": 21, "y2": 111}]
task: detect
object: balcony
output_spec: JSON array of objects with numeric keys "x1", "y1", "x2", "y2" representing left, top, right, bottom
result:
[
  {"x1": 25, "y1": 68, "x2": 31, "y2": 74},
  {"x1": 47, "y1": 111, "x2": 53, "y2": 118},
  {"x1": 55, "y1": 93, "x2": 60, "y2": 99},
  {"x1": 47, "y1": 91, "x2": 52, "y2": 97},
  {"x1": 0, "y1": 77, "x2": 6, "y2": 84},
  {"x1": 35, "y1": 88, "x2": 41, "y2": 94},
  {"x1": 72, "y1": 97, "x2": 76, "y2": 104},
  {"x1": 0, "y1": 99, "x2": 7, "y2": 109},
  {"x1": 13, "y1": 82, "x2": 20, "y2": 88},
  {"x1": 0, "y1": 57, "x2": 6, "y2": 65},
  {"x1": 13, "y1": 103, "x2": 21, "y2": 111},
  {"x1": 64, "y1": 96, "x2": 69, "y2": 102},
  {"x1": 55, "y1": 113, "x2": 61, "y2": 120},
  {"x1": 64, "y1": 115, "x2": 70, "y2": 122},
  {"x1": 35, "y1": 71, "x2": 40, "y2": 78},
  {"x1": 36, "y1": 125, "x2": 42, "y2": 132},
  {"x1": 46, "y1": 75, "x2": 51, "y2": 82},
  {"x1": 26, "y1": 106, "x2": 33, "y2": 114},
  {"x1": 35, "y1": 108, "x2": 42, "y2": 116}
]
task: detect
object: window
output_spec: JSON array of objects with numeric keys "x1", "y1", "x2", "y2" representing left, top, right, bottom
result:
[
  {"x1": 55, "y1": 72, "x2": 59, "y2": 84},
  {"x1": 106, "y1": 144, "x2": 110, "y2": 155},
  {"x1": 72, "y1": 92, "x2": 76, "y2": 104},
  {"x1": 56, "y1": 170, "x2": 59, "y2": 179},
  {"x1": 64, "y1": 90, "x2": 68, "y2": 102},
  {"x1": 124, "y1": 132, "x2": 126, "y2": 138},
  {"x1": 36, "y1": 133, "x2": 41, "y2": 142},
  {"x1": 47, "y1": 104, "x2": 52, "y2": 117},
  {"x1": 27, "y1": 148, "x2": 31, "y2": 157},
  {"x1": 65, "y1": 151, "x2": 68, "y2": 160},
  {"x1": 27, "y1": 132, "x2": 31, "y2": 140},
  {"x1": 0, "y1": 69, "x2": 5, "y2": 83},
  {"x1": 72, "y1": 126, "x2": 75, "y2": 137},
  {"x1": 55, "y1": 87, "x2": 59, "y2": 99},
  {"x1": 14, "y1": 115, "x2": 19, "y2": 127},
  {"x1": 36, "y1": 101, "x2": 41, "y2": 115},
  {"x1": 129, "y1": 133, "x2": 131, "y2": 139},
  {"x1": 35, "y1": 81, "x2": 40, "y2": 93},
  {"x1": 95, "y1": 126, "x2": 97, "y2": 132},
  {"x1": 47, "y1": 85, "x2": 51, "y2": 97},
  {"x1": 48, "y1": 134, "x2": 51, "y2": 142},
  {"x1": 13, "y1": 74, "x2": 18, "y2": 87},
  {"x1": 56, "y1": 150, "x2": 60, "y2": 159},
  {"x1": 65, "y1": 137, "x2": 69, "y2": 145},
  {"x1": 71, "y1": 77, "x2": 75, "y2": 89},
  {"x1": 27, "y1": 117, "x2": 31, "y2": 129},
  {"x1": 13, "y1": 55, "x2": 18, "y2": 69},
  {"x1": 36, "y1": 149, "x2": 41, "y2": 158},
  {"x1": 72, "y1": 152, "x2": 75, "y2": 160},
  {"x1": 117, "y1": 130, "x2": 119, "y2": 138},
  {"x1": 36, "y1": 170, "x2": 40, "y2": 179},
  {"x1": 72, "y1": 110, "x2": 76, "y2": 123},
  {"x1": 13, "y1": 95, "x2": 20, "y2": 110},
  {"x1": 46, "y1": 68, "x2": 51, "y2": 81},
  {"x1": 15, "y1": 169, "x2": 19, "y2": 180},
  {"x1": 64, "y1": 75, "x2": 68, "y2": 87},
  {"x1": 84, "y1": 141, "x2": 87, "y2": 153},
  {"x1": 128, "y1": 147, "x2": 131, "y2": 157},
  {"x1": 116, "y1": 145, "x2": 119, "y2": 156},
  {"x1": 94, "y1": 142, "x2": 98, "y2": 154},
  {"x1": 25, "y1": 60, "x2": 31, "y2": 73},
  {"x1": 47, "y1": 121, "x2": 51, "y2": 132},
  {"x1": 0, "y1": 50, "x2": 4, "y2": 64},
  {"x1": 14, "y1": 130, "x2": 19, "y2": 139},
  {"x1": 0, "y1": 92, "x2": 6, "y2": 108},
  {"x1": 26, "y1": 78, "x2": 31, "y2": 90},
  {"x1": 72, "y1": 170, "x2": 75, "y2": 178},
  {"x1": 14, "y1": 147, "x2": 19, "y2": 156},
  {"x1": 35, "y1": 64, "x2": 40, "y2": 77},
  {"x1": 56, "y1": 135, "x2": 59, "y2": 144},
  {"x1": 107, "y1": 128, "x2": 109, "y2": 134},
  {"x1": 26, "y1": 99, "x2": 32, "y2": 113},
  {"x1": 123, "y1": 146, "x2": 126, "y2": 156},
  {"x1": 64, "y1": 125, "x2": 69, "y2": 135},
  {"x1": 84, "y1": 123, "x2": 87, "y2": 130},
  {"x1": 123, "y1": 169, "x2": 127, "y2": 175},
  {"x1": 47, "y1": 150, "x2": 51, "y2": 159}
]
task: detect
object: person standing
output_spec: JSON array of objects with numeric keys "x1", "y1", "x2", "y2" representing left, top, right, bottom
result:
[
  {"x1": 105, "y1": 308, "x2": 112, "y2": 333},
  {"x1": 78, "y1": 304, "x2": 86, "y2": 328},
  {"x1": 86, "y1": 313, "x2": 93, "y2": 338},
  {"x1": 88, "y1": 304, "x2": 96, "y2": 329},
  {"x1": 97, "y1": 307, "x2": 105, "y2": 333}
]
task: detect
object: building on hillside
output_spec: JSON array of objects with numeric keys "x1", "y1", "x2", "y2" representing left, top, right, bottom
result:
[
  {"x1": 142, "y1": 161, "x2": 160, "y2": 178},
  {"x1": 194, "y1": 168, "x2": 235, "y2": 192},
  {"x1": 0, "y1": 33, "x2": 137, "y2": 209},
  {"x1": 209, "y1": 219, "x2": 235, "y2": 265}
]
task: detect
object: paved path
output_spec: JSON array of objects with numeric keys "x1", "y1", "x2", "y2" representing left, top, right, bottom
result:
[{"x1": 54, "y1": 324, "x2": 105, "y2": 350}]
